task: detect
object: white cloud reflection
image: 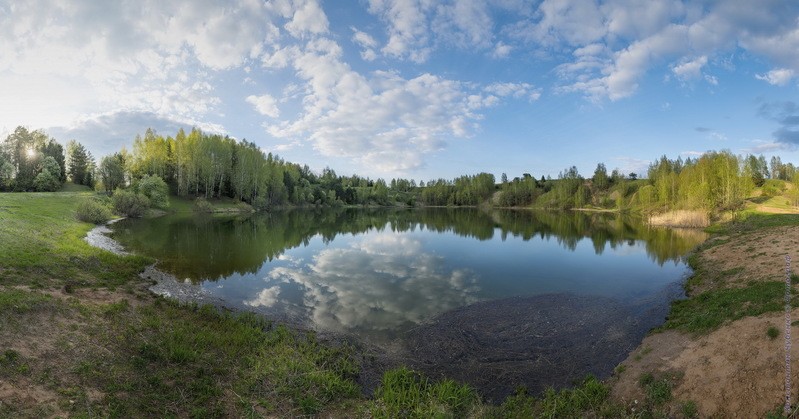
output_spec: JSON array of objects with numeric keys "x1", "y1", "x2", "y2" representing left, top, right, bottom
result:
[{"x1": 246, "y1": 233, "x2": 481, "y2": 334}]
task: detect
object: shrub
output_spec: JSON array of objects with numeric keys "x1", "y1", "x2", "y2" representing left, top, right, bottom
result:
[
  {"x1": 76, "y1": 199, "x2": 112, "y2": 224},
  {"x1": 112, "y1": 189, "x2": 150, "y2": 217},
  {"x1": 137, "y1": 175, "x2": 170, "y2": 209},
  {"x1": 33, "y1": 169, "x2": 61, "y2": 192},
  {"x1": 767, "y1": 326, "x2": 780, "y2": 340}
]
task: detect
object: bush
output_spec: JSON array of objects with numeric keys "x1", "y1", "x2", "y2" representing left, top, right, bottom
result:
[
  {"x1": 75, "y1": 199, "x2": 112, "y2": 224},
  {"x1": 33, "y1": 169, "x2": 61, "y2": 192},
  {"x1": 112, "y1": 189, "x2": 150, "y2": 217},
  {"x1": 137, "y1": 175, "x2": 170, "y2": 209},
  {"x1": 193, "y1": 197, "x2": 214, "y2": 213}
]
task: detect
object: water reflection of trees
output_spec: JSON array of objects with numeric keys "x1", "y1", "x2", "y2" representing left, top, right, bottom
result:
[{"x1": 112, "y1": 208, "x2": 707, "y2": 281}]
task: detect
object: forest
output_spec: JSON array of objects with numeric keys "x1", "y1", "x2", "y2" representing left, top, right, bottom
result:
[{"x1": 2, "y1": 125, "x2": 798, "y2": 215}]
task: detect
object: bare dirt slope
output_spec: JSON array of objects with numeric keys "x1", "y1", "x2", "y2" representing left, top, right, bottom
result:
[{"x1": 611, "y1": 224, "x2": 799, "y2": 417}]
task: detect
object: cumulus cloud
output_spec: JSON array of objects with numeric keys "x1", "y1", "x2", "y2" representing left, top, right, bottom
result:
[
  {"x1": 484, "y1": 82, "x2": 541, "y2": 101},
  {"x1": 756, "y1": 68, "x2": 795, "y2": 86},
  {"x1": 367, "y1": 0, "x2": 434, "y2": 63},
  {"x1": 671, "y1": 55, "x2": 707, "y2": 80},
  {"x1": 262, "y1": 37, "x2": 526, "y2": 173},
  {"x1": 351, "y1": 27, "x2": 379, "y2": 61},
  {"x1": 365, "y1": 0, "x2": 531, "y2": 62},
  {"x1": 518, "y1": 1, "x2": 799, "y2": 100},
  {"x1": 246, "y1": 94, "x2": 280, "y2": 118}
]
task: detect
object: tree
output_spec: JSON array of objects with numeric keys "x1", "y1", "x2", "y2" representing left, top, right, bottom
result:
[
  {"x1": 592, "y1": 163, "x2": 609, "y2": 191},
  {"x1": 137, "y1": 175, "x2": 170, "y2": 209},
  {"x1": 66, "y1": 140, "x2": 92, "y2": 185},
  {"x1": 770, "y1": 156, "x2": 783, "y2": 180},
  {"x1": 32, "y1": 156, "x2": 62, "y2": 191},
  {"x1": 98, "y1": 153, "x2": 126, "y2": 193}
]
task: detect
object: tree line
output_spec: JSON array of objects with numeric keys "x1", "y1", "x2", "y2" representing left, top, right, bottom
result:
[
  {"x1": 3, "y1": 125, "x2": 797, "y2": 215},
  {"x1": 0, "y1": 127, "x2": 95, "y2": 192},
  {"x1": 495, "y1": 150, "x2": 798, "y2": 213}
]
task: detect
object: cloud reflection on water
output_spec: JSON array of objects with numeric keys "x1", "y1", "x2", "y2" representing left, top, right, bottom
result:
[{"x1": 245, "y1": 232, "x2": 481, "y2": 335}]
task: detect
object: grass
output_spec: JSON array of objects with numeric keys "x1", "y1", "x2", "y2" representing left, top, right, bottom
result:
[
  {"x1": 706, "y1": 210, "x2": 799, "y2": 235},
  {"x1": 648, "y1": 210, "x2": 710, "y2": 228},
  {"x1": 767, "y1": 326, "x2": 780, "y2": 340},
  {"x1": 5, "y1": 189, "x2": 790, "y2": 417},
  {"x1": 0, "y1": 192, "x2": 150, "y2": 289},
  {"x1": 660, "y1": 281, "x2": 786, "y2": 333},
  {"x1": 166, "y1": 194, "x2": 253, "y2": 214}
]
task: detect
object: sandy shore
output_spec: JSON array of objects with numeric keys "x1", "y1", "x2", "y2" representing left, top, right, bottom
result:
[{"x1": 610, "y1": 224, "x2": 799, "y2": 416}]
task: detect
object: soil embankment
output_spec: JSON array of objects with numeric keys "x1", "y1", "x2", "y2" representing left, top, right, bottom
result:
[{"x1": 610, "y1": 222, "x2": 799, "y2": 416}]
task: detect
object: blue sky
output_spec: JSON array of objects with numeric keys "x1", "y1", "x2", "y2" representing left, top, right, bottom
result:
[{"x1": 1, "y1": 0, "x2": 799, "y2": 181}]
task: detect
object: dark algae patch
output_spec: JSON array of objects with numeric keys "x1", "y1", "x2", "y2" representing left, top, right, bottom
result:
[{"x1": 401, "y1": 291, "x2": 678, "y2": 402}]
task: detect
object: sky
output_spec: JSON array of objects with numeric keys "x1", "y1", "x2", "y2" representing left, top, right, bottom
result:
[{"x1": 1, "y1": 0, "x2": 799, "y2": 181}]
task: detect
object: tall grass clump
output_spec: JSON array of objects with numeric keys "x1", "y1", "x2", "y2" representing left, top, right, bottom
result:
[
  {"x1": 193, "y1": 197, "x2": 214, "y2": 213},
  {"x1": 648, "y1": 210, "x2": 710, "y2": 228},
  {"x1": 75, "y1": 199, "x2": 112, "y2": 224},
  {"x1": 367, "y1": 367, "x2": 477, "y2": 418}
]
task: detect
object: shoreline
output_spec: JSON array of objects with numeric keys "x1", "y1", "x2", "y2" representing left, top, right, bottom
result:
[
  {"x1": 607, "y1": 216, "x2": 799, "y2": 416},
  {"x1": 85, "y1": 216, "x2": 692, "y2": 403}
]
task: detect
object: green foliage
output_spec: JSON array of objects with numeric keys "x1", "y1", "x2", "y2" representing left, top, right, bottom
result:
[
  {"x1": 32, "y1": 166, "x2": 61, "y2": 192},
  {"x1": 495, "y1": 375, "x2": 614, "y2": 418},
  {"x1": 137, "y1": 174, "x2": 170, "y2": 209},
  {"x1": 367, "y1": 367, "x2": 477, "y2": 418},
  {"x1": 98, "y1": 153, "x2": 126, "y2": 193},
  {"x1": 419, "y1": 173, "x2": 495, "y2": 206},
  {"x1": 593, "y1": 162, "x2": 609, "y2": 191},
  {"x1": 661, "y1": 281, "x2": 785, "y2": 333},
  {"x1": 1, "y1": 126, "x2": 65, "y2": 191},
  {"x1": 192, "y1": 197, "x2": 214, "y2": 213},
  {"x1": 762, "y1": 179, "x2": 786, "y2": 197},
  {"x1": 75, "y1": 199, "x2": 112, "y2": 224},
  {"x1": 681, "y1": 400, "x2": 698, "y2": 418},
  {"x1": 112, "y1": 189, "x2": 150, "y2": 217},
  {"x1": 767, "y1": 326, "x2": 780, "y2": 340},
  {"x1": 0, "y1": 289, "x2": 52, "y2": 314},
  {"x1": 66, "y1": 140, "x2": 95, "y2": 187}
]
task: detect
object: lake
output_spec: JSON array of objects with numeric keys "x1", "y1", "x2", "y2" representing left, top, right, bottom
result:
[{"x1": 110, "y1": 208, "x2": 707, "y2": 400}]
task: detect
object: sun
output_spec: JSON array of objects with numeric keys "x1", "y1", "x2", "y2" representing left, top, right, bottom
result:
[{"x1": 26, "y1": 147, "x2": 35, "y2": 159}]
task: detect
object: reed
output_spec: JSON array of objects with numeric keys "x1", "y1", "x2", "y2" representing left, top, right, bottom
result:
[{"x1": 648, "y1": 210, "x2": 710, "y2": 228}]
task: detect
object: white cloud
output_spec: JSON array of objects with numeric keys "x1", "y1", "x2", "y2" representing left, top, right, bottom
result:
[
  {"x1": 528, "y1": 1, "x2": 799, "y2": 100},
  {"x1": 283, "y1": 0, "x2": 329, "y2": 37},
  {"x1": 246, "y1": 94, "x2": 280, "y2": 118},
  {"x1": 0, "y1": 0, "x2": 290, "y2": 144},
  {"x1": 671, "y1": 55, "x2": 707, "y2": 80},
  {"x1": 484, "y1": 82, "x2": 541, "y2": 101},
  {"x1": 263, "y1": 233, "x2": 481, "y2": 333},
  {"x1": 245, "y1": 286, "x2": 282, "y2": 308},
  {"x1": 367, "y1": 0, "x2": 434, "y2": 63},
  {"x1": 756, "y1": 68, "x2": 795, "y2": 86},
  {"x1": 432, "y1": 0, "x2": 494, "y2": 49},
  {"x1": 262, "y1": 38, "x2": 528, "y2": 173},
  {"x1": 351, "y1": 27, "x2": 379, "y2": 61},
  {"x1": 46, "y1": 110, "x2": 226, "y2": 158},
  {"x1": 741, "y1": 140, "x2": 793, "y2": 154},
  {"x1": 491, "y1": 42, "x2": 512, "y2": 58}
]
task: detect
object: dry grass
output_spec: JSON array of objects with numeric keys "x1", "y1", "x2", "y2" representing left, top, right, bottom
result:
[{"x1": 648, "y1": 210, "x2": 710, "y2": 228}]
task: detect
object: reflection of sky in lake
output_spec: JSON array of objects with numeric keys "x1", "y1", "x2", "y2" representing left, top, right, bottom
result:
[{"x1": 201, "y1": 223, "x2": 690, "y2": 340}]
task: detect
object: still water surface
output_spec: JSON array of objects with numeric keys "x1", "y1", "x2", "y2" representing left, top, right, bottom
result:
[{"x1": 111, "y1": 208, "x2": 707, "y2": 398}]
